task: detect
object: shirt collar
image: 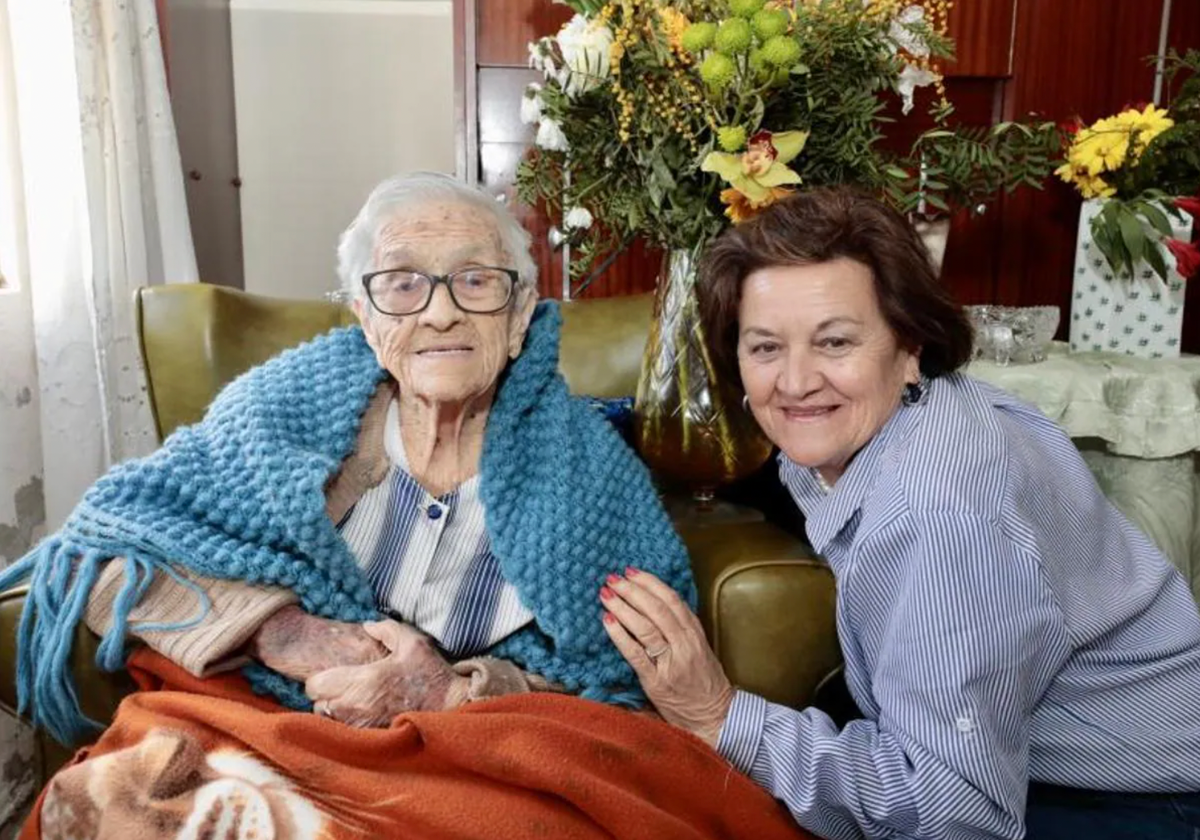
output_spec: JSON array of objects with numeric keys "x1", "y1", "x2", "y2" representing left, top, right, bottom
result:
[{"x1": 780, "y1": 395, "x2": 924, "y2": 556}]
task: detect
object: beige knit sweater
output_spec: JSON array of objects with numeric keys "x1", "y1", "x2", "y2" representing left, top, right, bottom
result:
[{"x1": 83, "y1": 382, "x2": 553, "y2": 701}]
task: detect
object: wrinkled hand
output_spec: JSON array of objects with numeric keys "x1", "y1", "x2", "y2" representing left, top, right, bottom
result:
[
  {"x1": 248, "y1": 605, "x2": 388, "y2": 682},
  {"x1": 305, "y1": 620, "x2": 470, "y2": 727},
  {"x1": 600, "y1": 568, "x2": 735, "y2": 748}
]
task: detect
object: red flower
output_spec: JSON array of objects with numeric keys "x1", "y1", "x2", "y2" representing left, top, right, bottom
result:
[
  {"x1": 1165, "y1": 237, "x2": 1200, "y2": 279},
  {"x1": 746, "y1": 130, "x2": 779, "y2": 160},
  {"x1": 1173, "y1": 194, "x2": 1200, "y2": 220},
  {"x1": 1058, "y1": 116, "x2": 1084, "y2": 137}
]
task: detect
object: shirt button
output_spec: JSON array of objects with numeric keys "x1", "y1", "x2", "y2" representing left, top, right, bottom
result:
[{"x1": 427, "y1": 503, "x2": 443, "y2": 520}]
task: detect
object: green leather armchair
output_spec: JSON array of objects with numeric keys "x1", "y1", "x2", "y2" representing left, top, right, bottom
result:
[{"x1": 1, "y1": 283, "x2": 839, "y2": 784}]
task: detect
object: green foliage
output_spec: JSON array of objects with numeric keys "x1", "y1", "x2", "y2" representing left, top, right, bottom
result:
[
  {"x1": 1127, "y1": 50, "x2": 1200, "y2": 198},
  {"x1": 1087, "y1": 192, "x2": 1184, "y2": 282},
  {"x1": 884, "y1": 120, "x2": 1066, "y2": 217},
  {"x1": 515, "y1": 0, "x2": 1065, "y2": 284}
]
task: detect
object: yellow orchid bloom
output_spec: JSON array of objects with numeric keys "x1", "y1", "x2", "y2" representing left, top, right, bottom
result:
[{"x1": 701, "y1": 129, "x2": 808, "y2": 207}]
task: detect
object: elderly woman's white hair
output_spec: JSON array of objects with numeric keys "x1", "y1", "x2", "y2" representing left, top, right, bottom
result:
[{"x1": 336, "y1": 172, "x2": 538, "y2": 303}]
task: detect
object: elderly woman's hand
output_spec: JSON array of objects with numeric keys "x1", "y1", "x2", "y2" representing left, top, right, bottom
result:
[
  {"x1": 600, "y1": 568, "x2": 735, "y2": 748},
  {"x1": 305, "y1": 619, "x2": 470, "y2": 727},
  {"x1": 247, "y1": 605, "x2": 388, "y2": 682}
]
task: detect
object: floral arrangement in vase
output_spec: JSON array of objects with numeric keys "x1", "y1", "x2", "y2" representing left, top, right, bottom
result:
[
  {"x1": 515, "y1": 0, "x2": 1062, "y2": 496},
  {"x1": 1055, "y1": 50, "x2": 1199, "y2": 357},
  {"x1": 517, "y1": 0, "x2": 1062, "y2": 285},
  {"x1": 1055, "y1": 52, "x2": 1200, "y2": 283}
]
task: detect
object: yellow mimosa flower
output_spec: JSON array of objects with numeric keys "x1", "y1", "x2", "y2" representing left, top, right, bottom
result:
[{"x1": 657, "y1": 6, "x2": 690, "y2": 51}]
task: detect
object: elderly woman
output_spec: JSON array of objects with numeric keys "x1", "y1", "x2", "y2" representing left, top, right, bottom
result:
[
  {"x1": 2, "y1": 171, "x2": 694, "y2": 731},
  {"x1": 0, "y1": 174, "x2": 810, "y2": 840},
  {"x1": 602, "y1": 187, "x2": 1200, "y2": 840}
]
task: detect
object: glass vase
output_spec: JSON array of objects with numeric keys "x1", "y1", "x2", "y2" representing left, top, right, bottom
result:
[{"x1": 632, "y1": 246, "x2": 772, "y2": 507}]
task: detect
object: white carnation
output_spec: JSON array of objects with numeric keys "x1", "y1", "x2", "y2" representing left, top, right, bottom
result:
[
  {"x1": 520, "y1": 83, "x2": 544, "y2": 125},
  {"x1": 895, "y1": 64, "x2": 938, "y2": 115},
  {"x1": 563, "y1": 206, "x2": 593, "y2": 231},
  {"x1": 528, "y1": 37, "x2": 557, "y2": 80},
  {"x1": 535, "y1": 118, "x2": 569, "y2": 152},
  {"x1": 555, "y1": 14, "x2": 613, "y2": 98},
  {"x1": 887, "y1": 4, "x2": 930, "y2": 58}
]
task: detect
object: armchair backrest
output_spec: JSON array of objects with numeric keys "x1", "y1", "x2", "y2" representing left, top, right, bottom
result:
[{"x1": 136, "y1": 284, "x2": 654, "y2": 439}]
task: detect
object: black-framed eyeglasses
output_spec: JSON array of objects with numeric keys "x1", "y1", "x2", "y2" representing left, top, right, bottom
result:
[{"x1": 361, "y1": 266, "x2": 518, "y2": 316}]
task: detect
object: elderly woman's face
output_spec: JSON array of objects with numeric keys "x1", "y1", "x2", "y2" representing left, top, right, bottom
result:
[
  {"x1": 353, "y1": 200, "x2": 534, "y2": 406},
  {"x1": 737, "y1": 257, "x2": 919, "y2": 481}
]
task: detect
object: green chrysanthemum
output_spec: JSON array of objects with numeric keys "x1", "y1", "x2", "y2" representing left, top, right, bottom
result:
[
  {"x1": 717, "y1": 125, "x2": 747, "y2": 152},
  {"x1": 729, "y1": 0, "x2": 766, "y2": 19},
  {"x1": 680, "y1": 21, "x2": 717, "y2": 54},
  {"x1": 752, "y1": 9, "x2": 788, "y2": 41},
  {"x1": 760, "y1": 34, "x2": 801, "y2": 67},
  {"x1": 714, "y1": 18, "x2": 753, "y2": 56},
  {"x1": 699, "y1": 52, "x2": 737, "y2": 90}
]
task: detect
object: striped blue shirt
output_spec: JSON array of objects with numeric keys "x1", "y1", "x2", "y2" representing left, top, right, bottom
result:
[
  {"x1": 337, "y1": 400, "x2": 533, "y2": 657},
  {"x1": 718, "y1": 373, "x2": 1200, "y2": 839}
]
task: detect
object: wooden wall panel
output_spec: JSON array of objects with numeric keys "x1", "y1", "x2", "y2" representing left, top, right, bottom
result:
[
  {"x1": 944, "y1": 0, "x2": 1015, "y2": 77},
  {"x1": 477, "y1": 0, "x2": 572, "y2": 67},
  {"x1": 1169, "y1": 0, "x2": 1200, "y2": 57},
  {"x1": 876, "y1": 79, "x2": 1001, "y2": 155},
  {"x1": 996, "y1": 0, "x2": 1166, "y2": 339}
]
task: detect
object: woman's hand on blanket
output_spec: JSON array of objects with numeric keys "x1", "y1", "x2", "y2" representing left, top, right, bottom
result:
[
  {"x1": 600, "y1": 568, "x2": 735, "y2": 749},
  {"x1": 247, "y1": 605, "x2": 389, "y2": 682},
  {"x1": 305, "y1": 619, "x2": 471, "y2": 726}
]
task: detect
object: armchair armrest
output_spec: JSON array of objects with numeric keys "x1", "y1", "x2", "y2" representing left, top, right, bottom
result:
[{"x1": 677, "y1": 519, "x2": 841, "y2": 711}]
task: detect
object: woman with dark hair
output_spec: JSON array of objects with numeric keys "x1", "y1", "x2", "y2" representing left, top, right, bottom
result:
[{"x1": 600, "y1": 187, "x2": 1200, "y2": 839}]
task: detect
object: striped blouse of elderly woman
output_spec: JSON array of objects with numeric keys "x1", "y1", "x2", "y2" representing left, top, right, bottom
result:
[
  {"x1": 84, "y1": 174, "x2": 553, "y2": 725},
  {"x1": 600, "y1": 187, "x2": 1200, "y2": 840}
]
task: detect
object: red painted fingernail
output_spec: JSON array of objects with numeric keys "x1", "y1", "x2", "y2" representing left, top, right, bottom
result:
[
  {"x1": 606, "y1": 573, "x2": 622, "y2": 586},
  {"x1": 625, "y1": 566, "x2": 640, "y2": 577},
  {"x1": 599, "y1": 586, "x2": 614, "y2": 600},
  {"x1": 603, "y1": 612, "x2": 616, "y2": 624}
]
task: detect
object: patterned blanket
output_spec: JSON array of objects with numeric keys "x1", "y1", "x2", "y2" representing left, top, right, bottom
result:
[{"x1": 24, "y1": 649, "x2": 811, "y2": 840}]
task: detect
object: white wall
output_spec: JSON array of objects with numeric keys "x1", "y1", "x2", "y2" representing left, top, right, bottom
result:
[{"x1": 231, "y1": 0, "x2": 455, "y2": 300}]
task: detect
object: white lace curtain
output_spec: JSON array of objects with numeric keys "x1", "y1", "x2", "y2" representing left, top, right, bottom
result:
[{"x1": 1, "y1": 0, "x2": 197, "y2": 528}]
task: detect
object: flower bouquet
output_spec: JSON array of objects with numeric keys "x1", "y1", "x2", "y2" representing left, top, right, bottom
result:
[
  {"x1": 1056, "y1": 49, "x2": 1200, "y2": 356},
  {"x1": 514, "y1": 0, "x2": 1061, "y2": 495},
  {"x1": 517, "y1": 0, "x2": 1061, "y2": 286}
]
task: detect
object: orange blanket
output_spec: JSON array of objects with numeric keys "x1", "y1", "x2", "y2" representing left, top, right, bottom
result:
[{"x1": 24, "y1": 649, "x2": 811, "y2": 840}]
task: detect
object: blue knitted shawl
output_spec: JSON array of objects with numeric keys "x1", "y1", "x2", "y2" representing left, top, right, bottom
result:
[{"x1": 0, "y1": 302, "x2": 696, "y2": 745}]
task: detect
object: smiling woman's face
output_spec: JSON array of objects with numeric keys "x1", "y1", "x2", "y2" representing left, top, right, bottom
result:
[
  {"x1": 736, "y1": 257, "x2": 919, "y2": 482},
  {"x1": 353, "y1": 200, "x2": 534, "y2": 406}
]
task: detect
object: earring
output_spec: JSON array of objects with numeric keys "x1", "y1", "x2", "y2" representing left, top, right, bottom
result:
[
  {"x1": 742, "y1": 394, "x2": 750, "y2": 411},
  {"x1": 901, "y1": 376, "x2": 929, "y2": 406}
]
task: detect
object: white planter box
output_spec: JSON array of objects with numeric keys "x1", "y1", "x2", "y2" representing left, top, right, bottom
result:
[{"x1": 1069, "y1": 198, "x2": 1192, "y2": 358}]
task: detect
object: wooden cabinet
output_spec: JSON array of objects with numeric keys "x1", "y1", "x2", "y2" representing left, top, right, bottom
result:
[{"x1": 944, "y1": 0, "x2": 1015, "y2": 78}]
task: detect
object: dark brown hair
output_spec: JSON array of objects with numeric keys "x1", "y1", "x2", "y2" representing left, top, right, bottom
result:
[{"x1": 699, "y1": 185, "x2": 973, "y2": 386}]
